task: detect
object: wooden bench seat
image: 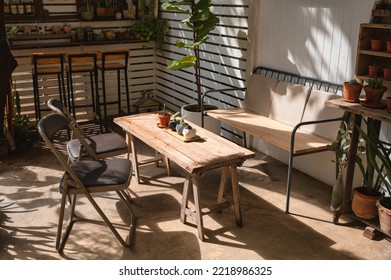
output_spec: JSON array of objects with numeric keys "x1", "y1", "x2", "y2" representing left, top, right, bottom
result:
[
  {"x1": 202, "y1": 66, "x2": 345, "y2": 213},
  {"x1": 206, "y1": 108, "x2": 334, "y2": 155}
]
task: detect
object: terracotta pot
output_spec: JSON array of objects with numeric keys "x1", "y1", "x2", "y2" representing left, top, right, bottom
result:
[
  {"x1": 351, "y1": 187, "x2": 381, "y2": 219},
  {"x1": 343, "y1": 82, "x2": 362, "y2": 103},
  {"x1": 371, "y1": 39, "x2": 381, "y2": 51},
  {"x1": 384, "y1": 68, "x2": 391, "y2": 81},
  {"x1": 385, "y1": 97, "x2": 391, "y2": 110},
  {"x1": 377, "y1": 198, "x2": 391, "y2": 234},
  {"x1": 364, "y1": 85, "x2": 387, "y2": 104},
  {"x1": 157, "y1": 112, "x2": 172, "y2": 128},
  {"x1": 96, "y1": 7, "x2": 105, "y2": 17},
  {"x1": 368, "y1": 65, "x2": 380, "y2": 77},
  {"x1": 105, "y1": 7, "x2": 115, "y2": 17},
  {"x1": 387, "y1": 41, "x2": 391, "y2": 53}
]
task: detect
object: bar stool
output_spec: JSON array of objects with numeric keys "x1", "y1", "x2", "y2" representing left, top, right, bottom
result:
[
  {"x1": 31, "y1": 52, "x2": 66, "y2": 121},
  {"x1": 98, "y1": 50, "x2": 130, "y2": 121},
  {"x1": 66, "y1": 52, "x2": 102, "y2": 132}
]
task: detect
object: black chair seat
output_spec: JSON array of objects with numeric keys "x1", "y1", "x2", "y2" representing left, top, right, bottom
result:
[
  {"x1": 67, "y1": 133, "x2": 128, "y2": 160},
  {"x1": 61, "y1": 159, "x2": 132, "y2": 188}
]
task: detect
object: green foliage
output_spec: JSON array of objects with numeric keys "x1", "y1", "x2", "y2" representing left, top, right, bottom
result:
[
  {"x1": 366, "y1": 77, "x2": 384, "y2": 89},
  {"x1": 2, "y1": 26, "x2": 19, "y2": 47},
  {"x1": 357, "y1": 118, "x2": 391, "y2": 196},
  {"x1": 328, "y1": 121, "x2": 365, "y2": 173},
  {"x1": 349, "y1": 79, "x2": 360, "y2": 85},
  {"x1": 130, "y1": 17, "x2": 167, "y2": 49},
  {"x1": 162, "y1": 0, "x2": 219, "y2": 71}
]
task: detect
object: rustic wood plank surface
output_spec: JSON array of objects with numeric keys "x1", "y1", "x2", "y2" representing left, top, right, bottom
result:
[
  {"x1": 326, "y1": 98, "x2": 391, "y2": 123},
  {"x1": 206, "y1": 108, "x2": 333, "y2": 154},
  {"x1": 114, "y1": 112, "x2": 255, "y2": 175}
]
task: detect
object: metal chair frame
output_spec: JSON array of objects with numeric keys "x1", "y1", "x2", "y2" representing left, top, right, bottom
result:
[
  {"x1": 32, "y1": 52, "x2": 67, "y2": 121},
  {"x1": 47, "y1": 98, "x2": 129, "y2": 162},
  {"x1": 37, "y1": 113, "x2": 135, "y2": 253}
]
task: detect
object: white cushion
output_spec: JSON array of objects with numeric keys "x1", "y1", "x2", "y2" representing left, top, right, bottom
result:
[
  {"x1": 269, "y1": 82, "x2": 311, "y2": 126},
  {"x1": 244, "y1": 75, "x2": 279, "y2": 116},
  {"x1": 301, "y1": 90, "x2": 343, "y2": 140}
]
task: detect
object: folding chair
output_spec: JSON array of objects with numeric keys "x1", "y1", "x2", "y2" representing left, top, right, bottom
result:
[
  {"x1": 47, "y1": 98, "x2": 128, "y2": 161},
  {"x1": 37, "y1": 113, "x2": 135, "y2": 253}
]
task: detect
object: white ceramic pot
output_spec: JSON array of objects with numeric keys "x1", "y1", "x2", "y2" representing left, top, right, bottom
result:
[
  {"x1": 183, "y1": 127, "x2": 197, "y2": 140},
  {"x1": 181, "y1": 104, "x2": 220, "y2": 135}
]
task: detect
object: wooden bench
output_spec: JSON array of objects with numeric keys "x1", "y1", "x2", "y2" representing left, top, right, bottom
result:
[{"x1": 202, "y1": 66, "x2": 346, "y2": 213}]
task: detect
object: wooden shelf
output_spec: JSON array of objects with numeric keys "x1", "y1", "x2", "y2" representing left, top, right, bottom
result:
[{"x1": 355, "y1": 23, "x2": 391, "y2": 79}]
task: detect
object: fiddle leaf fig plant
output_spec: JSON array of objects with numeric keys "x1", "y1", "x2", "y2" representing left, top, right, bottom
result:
[{"x1": 162, "y1": 0, "x2": 220, "y2": 111}]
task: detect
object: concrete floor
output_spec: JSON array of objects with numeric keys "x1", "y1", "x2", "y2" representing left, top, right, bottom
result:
[{"x1": 1, "y1": 126, "x2": 391, "y2": 260}]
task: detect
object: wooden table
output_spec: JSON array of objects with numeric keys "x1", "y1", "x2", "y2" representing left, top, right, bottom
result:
[
  {"x1": 114, "y1": 112, "x2": 255, "y2": 240},
  {"x1": 326, "y1": 98, "x2": 391, "y2": 224}
]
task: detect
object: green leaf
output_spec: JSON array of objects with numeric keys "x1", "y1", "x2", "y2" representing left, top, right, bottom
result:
[
  {"x1": 167, "y1": 55, "x2": 197, "y2": 70},
  {"x1": 161, "y1": 1, "x2": 191, "y2": 14}
]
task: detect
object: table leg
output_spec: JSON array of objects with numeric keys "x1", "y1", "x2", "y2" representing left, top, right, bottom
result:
[
  {"x1": 230, "y1": 165, "x2": 243, "y2": 227},
  {"x1": 180, "y1": 175, "x2": 205, "y2": 241},
  {"x1": 218, "y1": 166, "x2": 230, "y2": 204},
  {"x1": 180, "y1": 176, "x2": 191, "y2": 224},
  {"x1": 192, "y1": 177, "x2": 205, "y2": 241},
  {"x1": 128, "y1": 133, "x2": 140, "y2": 184}
]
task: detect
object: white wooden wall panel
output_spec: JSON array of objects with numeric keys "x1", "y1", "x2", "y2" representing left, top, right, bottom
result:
[
  {"x1": 250, "y1": 0, "x2": 375, "y2": 186},
  {"x1": 157, "y1": 0, "x2": 249, "y2": 114}
]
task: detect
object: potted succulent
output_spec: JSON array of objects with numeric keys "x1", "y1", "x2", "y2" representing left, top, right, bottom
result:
[
  {"x1": 162, "y1": 0, "x2": 220, "y2": 131},
  {"x1": 363, "y1": 77, "x2": 387, "y2": 105},
  {"x1": 368, "y1": 64, "x2": 380, "y2": 77},
  {"x1": 168, "y1": 111, "x2": 181, "y2": 131},
  {"x1": 343, "y1": 79, "x2": 363, "y2": 103},
  {"x1": 157, "y1": 104, "x2": 172, "y2": 128}
]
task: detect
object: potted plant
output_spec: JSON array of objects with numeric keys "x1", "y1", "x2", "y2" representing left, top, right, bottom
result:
[
  {"x1": 383, "y1": 67, "x2": 391, "y2": 81},
  {"x1": 80, "y1": 0, "x2": 95, "y2": 20},
  {"x1": 368, "y1": 64, "x2": 380, "y2": 77},
  {"x1": 363, "y1": 77, "x2": 387, "y2": 105},
  {"x1": 168, "y1": 111, "x2": 181, "y2": 131},
  {"x1": 371, "y1": 38, "x2": 381, "y2": 51},
  {"x1": 12, "y1": 83, "x2": 30, "y2": 148},
  {"x1": 343, "y1": 79, "x2": 363, "y2": 103},
  {"x1": 157, "y1": 104, "x2": 172, "y2": 128},
  {"x1": 352, "y1": 118, "x2": 385, "y2": 219},
  {"x1": 129, "y1": 14, "x2": 167, "y2": 50},
  {"x1": 161, "y1": 0, "x2": 220, "y2": 132},
  {"x1": 95, "y1": 0, "x2": 105, "y2": 17}
]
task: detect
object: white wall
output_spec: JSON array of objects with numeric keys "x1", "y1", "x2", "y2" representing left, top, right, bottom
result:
[{"x1": 248, "y1": 0, "x2": 375, "y2": 186}]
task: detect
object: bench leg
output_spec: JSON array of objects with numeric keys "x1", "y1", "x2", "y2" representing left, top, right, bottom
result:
[{"x1": 285, "y1": 151, "x2": 294, "y2": 213}]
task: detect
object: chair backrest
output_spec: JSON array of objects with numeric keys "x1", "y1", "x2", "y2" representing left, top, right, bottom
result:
[
  {"x1": 47, "y1": 98, "x2": 87, "y2": 137},
  {"x1": 99, "y1": 50, "x2": 129, "y2": 70},
  {"x1": 42, "y1": 106, "x2": 99, "y2": 161},
  {"x1": 31, "y1": 52, "x2": 66, "y2": 74},
  {"x1": 67, "y1": 52, "x2": 98, "y2": 71},
  {"x1": 37, "y1": 113, "x2": 85, "y2": 186}
]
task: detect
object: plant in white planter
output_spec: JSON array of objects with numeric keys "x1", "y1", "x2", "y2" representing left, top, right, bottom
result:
[{"x1": 162, "y1": 0, "x2": 220, "y2": 130}]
